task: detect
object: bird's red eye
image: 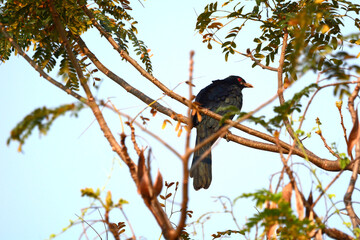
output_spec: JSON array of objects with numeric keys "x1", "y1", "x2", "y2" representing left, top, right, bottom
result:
[{"x1": 237, "y1": 78, "x2": 243, "y2": 83}]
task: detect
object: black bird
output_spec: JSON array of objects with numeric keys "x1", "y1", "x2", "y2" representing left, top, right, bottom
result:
[{"x1": 190, "y1": 75, "x2": 253, "y2": 190}]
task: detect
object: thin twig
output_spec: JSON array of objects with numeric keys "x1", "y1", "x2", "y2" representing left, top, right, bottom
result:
[
  {"x1": 316, "y1": 130, "x2": 341, "y2": 159},
  {"x1": 119, "y1": 207, "x2": 137, "y2": 240},
  {"x1": 175, "y1": 51, "x2": 195, "y2": 238},
  {"x1": 97, "y1": 209, "x2": 108, "y2": 240},
  {"x1": 312, "y1": 170, "x2": 344, "y2": 208},
  {"x1": 75, "y1": 214, "x2": 103, "y2": 240}
]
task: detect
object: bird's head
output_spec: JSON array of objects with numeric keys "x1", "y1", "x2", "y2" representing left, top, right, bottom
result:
[{"x1": 228, "y1": 75, "x2": 253, "y2": 89}]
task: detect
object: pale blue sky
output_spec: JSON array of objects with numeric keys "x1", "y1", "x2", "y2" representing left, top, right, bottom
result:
[{"x1": 0, "y1": 0, "x2": 358, "y2": 239}]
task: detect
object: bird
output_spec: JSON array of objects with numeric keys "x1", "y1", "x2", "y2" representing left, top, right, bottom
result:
[{"x1": 190, "y1": 75, "x2": 253, "y2": 190}]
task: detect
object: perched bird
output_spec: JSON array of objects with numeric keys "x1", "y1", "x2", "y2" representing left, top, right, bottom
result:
[{"x1": 190, "y1": 75, "x2": 253, "y2": 190}]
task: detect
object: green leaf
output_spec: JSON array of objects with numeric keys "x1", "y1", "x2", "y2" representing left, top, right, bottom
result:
[
  {"x1": 81, "y1": 187, "x2": 100, "y2": 199},
  {"x1": 339, "y1": 154, "x2": 350, "y2": 169},
  {"x1": 254, "y1": 53, "x2": 265, "y2": 59},
  {"x1": 7, "y1": 103, "x2": 84, "y2": 150}
]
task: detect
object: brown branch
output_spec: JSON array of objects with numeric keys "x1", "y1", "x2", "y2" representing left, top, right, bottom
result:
[
  {"x1": 73, "y1": 35, "x2": 187, "y2": 123},
  {"x1": 338, "y1": 101, "x2": 349, "y2": 147},
  {"x1": 175, "y1": 51, "x2": 195, "y2": 239},
  {"x1": 323, "y1": 228, "x2": 355, "y2": 240},
  {"x1": 312, "y1": 170, "x2": 344, "y2": 208},
  {"x1": 277, "y1": 31, "x2": 296, "y2": 140},
  {"x1": 130, "y1": 123, "x2": 142, "y2": 156},
  {"x1": 344, "y1": 80, "x2": 360, "y2": 228},
  {"x1": 47, "y1": 0, "x2": 91, "y2": 97}
]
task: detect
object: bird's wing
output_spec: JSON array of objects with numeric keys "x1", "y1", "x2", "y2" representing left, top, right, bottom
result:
[{"x1": 193, "y1": 82, "x2": 243, "y2": 129}]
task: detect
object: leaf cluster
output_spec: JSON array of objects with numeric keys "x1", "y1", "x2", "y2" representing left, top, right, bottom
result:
[
  {"x1": 94, "y1": 0, "x2": 153, "y2": 73},
  {"x1": 0, "y1": 0, "x2": 152, "y2": 89},
  {"x1": 196, "y1": 0, "x2": 360, "y2": 82},
  {"x1": 211, "y1": 229, "x2": 244, "y2": 239},
  {"x1": 237, "y1": 189, "x2": 318, "y2": 239},
  {"x1": 7, "y1": 103, "x2": 84, "y2": 150}
]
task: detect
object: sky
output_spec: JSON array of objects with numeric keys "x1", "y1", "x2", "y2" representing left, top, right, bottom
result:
[{"x1": 0, "y1": 0, "x2": 359, "y2": 239}]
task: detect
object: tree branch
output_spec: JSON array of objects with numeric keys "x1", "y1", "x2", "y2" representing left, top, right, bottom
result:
[
  {"x1": 175, "y1": 51, "x2": 195, "y2": 238},
  {"x1": 277, "y1": 31, "x2": 296, "y2": 140},
  {"x1": 74, "y1": 34, "x2": 187, "y2": 123},
  {"x1": 344, "y1": 80, "x2": 360, "y2": 228}
]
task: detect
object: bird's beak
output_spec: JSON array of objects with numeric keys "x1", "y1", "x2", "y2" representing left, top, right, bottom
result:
[{"x1": 244, "y1": 83, "x2": 253, "y2": 88}]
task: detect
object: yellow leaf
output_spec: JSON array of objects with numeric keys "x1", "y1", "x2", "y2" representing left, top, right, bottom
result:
[
  {"x1": 105, "y1": 191, "x2": 113, "y2": 209},
  {"x1": 356, "y1": 52, "x2": 360, "y2": 58},
  {"x1": 17, "y1": 144, "x2": 22, "y2": 152},
  {"x1": 161, "y1": 120, "x2": 171, "y2": 129},
  {"x1": 274, "y1": 131, "x2": 280, "y2": 139},
  {"x1": 315, "y1": 0, "x2": 324, "y2": 3},
  {"x1": 196, "y1": 111, "x2": 202, "y2": 122},
  {"x1": 321, "y1": 24, "x2": 330, "y2": 33},
  {"x1": 175, "y1": 121, "x2": 181, "y2": 131},
  {"x1": 177, "y1": 127, "x2": 183, "y2": 137}
]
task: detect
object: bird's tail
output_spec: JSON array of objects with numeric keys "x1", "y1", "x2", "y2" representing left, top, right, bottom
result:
[{"x1": 190, "y1": 135, "x2": 212, "y2": 190}]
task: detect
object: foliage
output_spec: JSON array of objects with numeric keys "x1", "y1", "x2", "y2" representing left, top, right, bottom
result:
[
  {"x1": 7, "y1": 103, "x2": 84, "y2": 151},
  {"x1": 211, "y1": 230, "x2": 244, "y2": 239},
  {"x1": 196, "y1": 0, "x2": 360, "y2": 84},
  {"x1": 237, "y1": 189, "x2": 318, "y2": 239},
  {"x1": 0, "y1": 0, "x2": 152, "y2": 91}
]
